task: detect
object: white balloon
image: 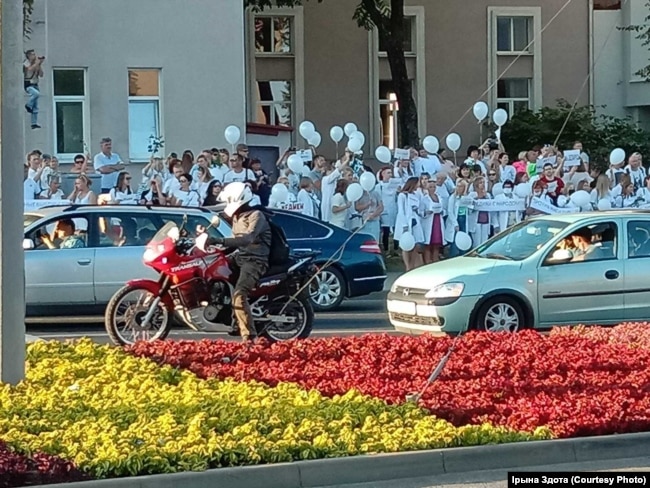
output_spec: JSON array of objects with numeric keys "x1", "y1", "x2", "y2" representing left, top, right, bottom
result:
[
  {"x1": 570, "y1": 190, "x2": 591, "y2": 208},
  {"x1": 580, "y1": 204, "x2": 593, "y2": 212},
  {"x1": 399, "y1": 232, "x2": 416, "y2": 252},
  {"x1": 557, "y1": 195, "x2": 568, "y2": 208},
  {"x1": 350, "y1": 130, "x2": 365, "y2": 147},
  {"x1": 515, "y1": 183, "x2": 531, "y2": 199},
  {"x1": 422, "y1": 135, "x2": 440, "y2": 155},
  {"x1": 360, "y1": 171, "x2": 376, "y2": 192},
  {"x1": 224, "y1": 125, "x2": 240, "y2": 145},
  {"x1": 347, "y1": 137, "x2": 363, "y2": 153},
  {"x1": 271, "y1": 183, "x2": 288, "y2": 202},
  {"x1": 609, "y1": 148, "x2": 626, "y2": 165},
  {"x1": 308, "y1": 131, "x2": 322, "y2": 148},
  {"x1": 330, "y1": 126, "x2": 344, "y2": 143},
  {"x1": 301, "y1": 165, "x2": 311, "y2": 176},
  {"x1": 344, "y1": 122, "x2": 358, "y2": 137},
  {"x1": 492, "y1": 182, "x2": 503, "y2": 197},
  {"x1": 375, "y1": 146, "x2": 392, "y2": 164},
  {"x1": 597, "y1": 198, "x2": 612, "y2": 211},
  {"x1": 287, "y1": 154, "x2": 303, "y2": 174},
  {"x1": 299, "y1": 121, "x2": 316, "y2": 140},
  {"x1": 346, "y1": 182, "x2": 364, "y2": 203},
  {"x1": 473, "y1": 101, "x2": 489, "y2": 122},
  {"x1": 492, "y1": 108, "x2": 509, "y2": 127},
  {"x1": 454, "y1": 231, "x2": 473, "y2": 252},
  {"x1": 446, "y1": 133, "x2": 462, "y2": 152}
]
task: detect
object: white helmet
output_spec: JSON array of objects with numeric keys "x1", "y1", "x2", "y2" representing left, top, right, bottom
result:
[{"x1": 219, "y1": 182, "x2": 253, "y2": 217}]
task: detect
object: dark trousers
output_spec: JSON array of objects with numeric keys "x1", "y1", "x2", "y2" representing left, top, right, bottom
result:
[{"x1": 230, "y1": 256, "x2": 268, "y2": 338}]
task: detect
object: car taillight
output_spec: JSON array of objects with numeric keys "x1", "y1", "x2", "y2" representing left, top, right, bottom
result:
[{"x1": 360, "y1": 240, "x2": 382, "y2": 254}]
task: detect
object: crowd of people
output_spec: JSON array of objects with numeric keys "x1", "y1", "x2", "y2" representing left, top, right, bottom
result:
[{"x1": 23, "y1": 135, "x2": 650, "y2": 271}]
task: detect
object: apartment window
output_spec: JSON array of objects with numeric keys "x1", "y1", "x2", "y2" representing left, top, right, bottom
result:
[
  {"x1": 255, "y1": 81, "x2": 292, "y2": 126},
  {"x1": 496, "y1": 16, "x2": 532, "y2": 53},
  {"x1": 378, "y1": 17, "x2": 414, "y2": 54},
  {"x1": 255, "y1": 16, "x2": 292, "y2": 53},
  {"x1": 128, "y1": 69, "x2": 161, "y2": 161},
  {"x1": 378, "y1": 81, "x2": 400, "y2": 149},
  {"x1": 53, "y1": 69, "x2": 87, "y2": 157},
  {"x1": 497, "y1": 78, "x2": 531, "y2": 114}
]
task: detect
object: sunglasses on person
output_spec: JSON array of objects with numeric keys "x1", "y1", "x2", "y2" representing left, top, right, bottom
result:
[
  {"x1": 179, "y1": 179, "x2": 189, "y2": 183},
  {"x1": 74, "y1": 160, "x2": 84, "y2": 164},
  {"x1": 125, "y1": 177, "x2": 132, "y2": 181},
  {"x1": 489, "y1": 173, "x2": 497, "y2": 177}
]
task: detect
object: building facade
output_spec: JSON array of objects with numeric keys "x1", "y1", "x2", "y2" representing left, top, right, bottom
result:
[
  {"x1": 593, "y1": 0, "x2": 650, "y2": 127},
  {"x1": 26, "y1": 0, "x2": 590, "y2": 178}
]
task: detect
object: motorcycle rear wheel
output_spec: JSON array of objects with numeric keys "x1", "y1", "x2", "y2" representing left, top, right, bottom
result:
[
  {"x1": 105, "y1": 284, "x2": 171, "y2": 346},
  {"x1": 258, "y1": 293, "x2": 314, "y2": 342}
]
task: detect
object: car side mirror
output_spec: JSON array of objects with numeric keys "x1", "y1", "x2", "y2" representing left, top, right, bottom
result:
[
  {"x1": 23, "y1": 238, "x2": 35, "y2": 250},
  {"x1": 548, "y1": 249, "x2": 573, "y2": 264}
]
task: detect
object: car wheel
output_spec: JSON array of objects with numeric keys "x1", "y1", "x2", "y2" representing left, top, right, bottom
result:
[
  {"x1": 475, "y1": 296, "x2": 525, "y2": 333},
  {"x1": 309, "y1": 268, "x2": 346, "y2": 311}
]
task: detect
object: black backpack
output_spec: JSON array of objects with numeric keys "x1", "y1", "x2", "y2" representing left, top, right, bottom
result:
[{"x1": 252, "y1": 206, "x2": 290, "y2": 265}]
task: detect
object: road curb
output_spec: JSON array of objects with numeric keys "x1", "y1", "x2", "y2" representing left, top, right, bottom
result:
[{"x1": 34, "y1": 431, "x2": 650, "y2": 488}]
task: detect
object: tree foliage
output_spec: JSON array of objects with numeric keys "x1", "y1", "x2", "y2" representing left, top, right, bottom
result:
[
  {"x1": 619, "y1": 1, "x2": 650, "y2": 80},
  {"x1": 501, "y1": 100, "x2": 650, "y2": 171}
]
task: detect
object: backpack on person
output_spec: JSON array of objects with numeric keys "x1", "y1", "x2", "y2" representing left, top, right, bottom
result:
[{"x1": 252, "y1": 206, "x2": 290, "y2": 265}]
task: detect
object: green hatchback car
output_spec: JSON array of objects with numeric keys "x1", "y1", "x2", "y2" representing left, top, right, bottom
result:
[{"x1": 388, "y1": 211, "x2": 650, "y2": 335}]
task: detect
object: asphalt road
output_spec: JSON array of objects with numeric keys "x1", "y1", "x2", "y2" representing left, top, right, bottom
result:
[{"x1": 25, "y1": 291, "x2": 394, "y2": 344}]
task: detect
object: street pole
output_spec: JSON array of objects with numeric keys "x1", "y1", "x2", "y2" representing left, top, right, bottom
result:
[{"x1": 0, "y1": 0, "x2": 26, "y2": 384}]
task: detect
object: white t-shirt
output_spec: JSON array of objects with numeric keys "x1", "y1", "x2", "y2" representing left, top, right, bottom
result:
[
  {"x1": 24, "y1": 178, "x2": 40, "y2": 202},
  {"x1": 415, "y1": 156, "x2": 441, "y2": 177},
  {"x1": 39, "y1": 189, "x2": 65, "y2": 200},
  {"x1": 109, "y1": 188, "x2": 138, "y2": 205},
  {"x1": 329, "y1": 193, "x2": 348, "y2": 229},
  {"x1": 223, "y1": 168, "x2": 255, "y2": 184},
  {"x1": 210, "y1": 164, "x2": 229, "y2": 184},
  {"x1": 163, "y1": 178, "x2": 181, "y2": 196},
  {"x1": 173, "y1": 189, "x2": 201, "y2": 207},
  {"x1": 93, "y1": 152, "x2": 123, "y2": 189},
  {"x1": 625, "y1": 165, "x2": 647, "y2": 191}
]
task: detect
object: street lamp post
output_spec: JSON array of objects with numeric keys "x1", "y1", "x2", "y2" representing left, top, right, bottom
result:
[{"x1": 0, "y1": 0, "x2": 27, "y2": 384}]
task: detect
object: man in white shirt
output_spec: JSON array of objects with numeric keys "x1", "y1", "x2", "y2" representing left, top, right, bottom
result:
[
  {"x1": 416, "y1": 149, "x2": 442, "y2": 177},
  {"x1": 93, "y1": 137, "x2": 126, "y2": 193},
  {"x1": 26, "y1": 151, "x2": 44, "y2": 190},
  {"x1": 223, "y1": 154, "x2": 255, "y2": 184},
  {"x1": 625, "y1": 152, "x2": 647, "y2": 192},
  {"x1": 163, "y1": 162, "x2": 184, "y2": 196},
  {"x1": 24, "y1": 164, "x2": 40, "y2": 202}
]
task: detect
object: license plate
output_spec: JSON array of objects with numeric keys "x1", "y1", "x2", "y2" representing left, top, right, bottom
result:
[{"x1": 387, "y1": 300, "x2": 416, "y2": 315}]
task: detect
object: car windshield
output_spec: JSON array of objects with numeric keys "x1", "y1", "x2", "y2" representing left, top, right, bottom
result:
[
  {"x1": 467, "y1": 219, "x2": 569, "y2": 261},
  {"x1": 150, "y1": 221, "x2": 179, "y2": 245}
]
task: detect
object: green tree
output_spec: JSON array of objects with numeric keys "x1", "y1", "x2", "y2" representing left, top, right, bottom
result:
[
  {"x1": 501, "y1": 100, "x2": 650, "y2": 172},
  {"x1": 246, "y1": 0, "x2": 419, "y2": 147}
]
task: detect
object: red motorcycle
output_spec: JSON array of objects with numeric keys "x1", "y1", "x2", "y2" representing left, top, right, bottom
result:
[{"x1": 104, "y1": 216, "x2": 316, "y2": 345}]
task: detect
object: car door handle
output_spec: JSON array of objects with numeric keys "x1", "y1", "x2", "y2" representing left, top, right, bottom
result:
[
  {"x1": 77, "y1": 259, "x2": 92, "y2": 266},
  {"x1": 605, "y1": 270, "x2": 619, "y2": 280}
]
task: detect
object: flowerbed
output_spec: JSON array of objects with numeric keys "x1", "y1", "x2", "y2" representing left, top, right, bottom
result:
[
  {"x1": 129, "y1": 323, "x2": 650, "y2": 438},
  {"x1": 0, "y1": 340, "x2": 546, "y2": 483}
]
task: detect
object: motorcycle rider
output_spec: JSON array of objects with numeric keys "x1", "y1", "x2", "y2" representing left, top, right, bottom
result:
[{"x1": 205, "y1": 182, "x2": 271, "y2": 342}]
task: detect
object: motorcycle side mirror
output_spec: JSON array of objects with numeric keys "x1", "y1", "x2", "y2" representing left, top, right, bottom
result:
[
  {"x1": 210, "y1": 215, "x2": 221, "y2": 227},
  {"x1": 195, "y1": 233, "x2": 208, "y2": 252}
]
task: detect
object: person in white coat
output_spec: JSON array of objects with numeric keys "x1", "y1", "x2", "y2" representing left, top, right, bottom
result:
[
  {"x1": 444, "y1": 179, "x2": 470, "y2": 257},
  {"x1": 493, "y1": 180, "x2": 522, "y2": 234},
  {"x1": 297, "y1": 176, "x2": 321, "y2": 218},
  {"x1": 395, "y1": 177, "x2": 423, "y2": 271},
  {"x1": 637, "y1": 175, "x2": 650, "y2": 204},
  {"x1": 378, "y1": 167, "x2": 398, "y2": 254},
  {"x1": 468, "y1": 176, "x2": 492, "y2": 247},
  {"x1": 616, "y1": 181, "x2": 638, "y2": 208},
  {"x1": 422, "y1": 180, "x2": 444, "y2": 264}
]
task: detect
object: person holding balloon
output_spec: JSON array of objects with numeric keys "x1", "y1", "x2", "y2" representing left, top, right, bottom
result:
[
  {"x1": 320, "y1": 157, "x2": 349, "y2": 223},
  {"x1": 378, "y1": 167, "x2": 398, "y2": 255},
  {"x1": 444, "y1": 179, "x2": 471, "y2": 258},
  {"x1": 329, "y1": 179, "x2": 352, "y2": 230},
  {"x1": 395, "y1": 177, "x2": 424, "y2": 271}
]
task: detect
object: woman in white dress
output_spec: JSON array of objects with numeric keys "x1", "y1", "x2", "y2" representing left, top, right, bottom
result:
[
  {"x1": 378, "y1": 167, "x2": 398, "y2": 254},
  {"x1": 444, "y1": 179, "x2": 470, "y2": 257},
  {"x1": 68, "y1": 174, "x2": 97, "y2": 205},
  {"x1": 329, "y1": 179, "x2": 351, "y2": 229},
  {"x1": 109, "y1": 172, "x2": 138, "y2": 205},
  {"x1": 394, "y1": 177, "x2": 423, "y2": 271}
]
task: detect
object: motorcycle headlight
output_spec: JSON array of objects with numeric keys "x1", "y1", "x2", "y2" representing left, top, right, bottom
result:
[
  {"x1": 424, "y1": 283, "x2": 464, "y2": 299},
  {"x1": 143, "y1": 249, "x2": 157, "y2": 263}
]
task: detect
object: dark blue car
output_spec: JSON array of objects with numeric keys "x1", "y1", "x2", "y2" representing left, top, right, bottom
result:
[{"x1": 211, "y1": 206, "x2": 387, "y2": 311}]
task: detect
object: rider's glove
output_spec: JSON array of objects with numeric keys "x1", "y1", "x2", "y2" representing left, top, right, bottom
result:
[{"x1": 206, "y1": 237, "x2": 225, "y2": 246}]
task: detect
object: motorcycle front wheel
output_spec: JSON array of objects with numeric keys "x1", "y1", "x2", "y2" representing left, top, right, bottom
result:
[
  {"x1": 258, "y1": 293, "x2": 314, "y2": 342},
  {"x1": 104, "y1": 284, "x2": 171, "y2": 346}
]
